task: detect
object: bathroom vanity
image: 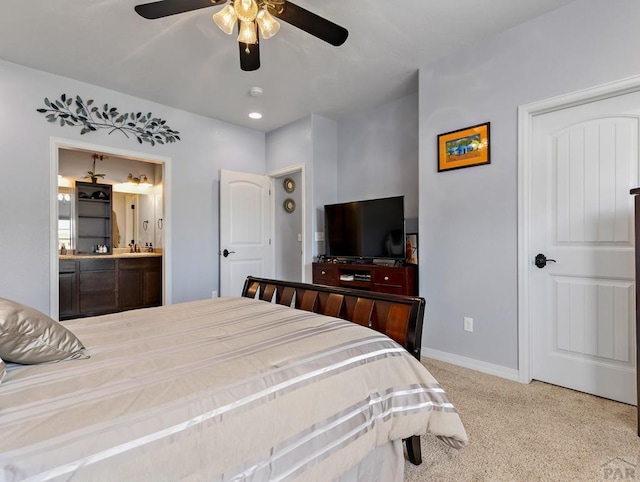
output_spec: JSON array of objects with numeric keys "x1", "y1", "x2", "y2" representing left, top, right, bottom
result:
[{"x1": 59, "y1": 253, "x2": 162, "y2": 320}]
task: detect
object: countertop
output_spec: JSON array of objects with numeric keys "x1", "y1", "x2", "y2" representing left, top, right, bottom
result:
[{"x1": 59, "y1": 252, "x2": 162, "y2": 259}]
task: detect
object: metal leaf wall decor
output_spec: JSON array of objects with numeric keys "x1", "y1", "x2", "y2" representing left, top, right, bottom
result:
[{"x1": 37, "y1": 94, "x2": 181, "y2": 146}]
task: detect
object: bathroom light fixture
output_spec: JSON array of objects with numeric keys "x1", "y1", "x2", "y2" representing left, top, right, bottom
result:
[
  {"x1": 125, "y1": 173, "x2": 153, "y2": 188},
  {"x1": 57, "y1": 175, "x2": 72, "y2": 188},
  {"x1": 139, "y1": 175, "x2": 152, "y2": 187}
]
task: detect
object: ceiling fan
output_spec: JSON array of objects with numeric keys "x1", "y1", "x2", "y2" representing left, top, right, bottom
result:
[{"x1": 135, "y1": 0, "x2": 349, "y2": 71}]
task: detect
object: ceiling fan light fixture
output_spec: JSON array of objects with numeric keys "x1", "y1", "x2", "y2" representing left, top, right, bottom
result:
[
  {"x1": 134, "y1": 0, "x2": 349, "y2": 71},
  {"x1": 212, "y1": 4, "x2": 237, "y2": 35},
  {"x1": 238, "y1": 20, "x2": 258, "y2": 45},
  {"x1": 234, "y1": 0, "x2": 258, "y2": 22},
  {"x1": 256, "y1": 8, "x2": 279, "y2": 40}
]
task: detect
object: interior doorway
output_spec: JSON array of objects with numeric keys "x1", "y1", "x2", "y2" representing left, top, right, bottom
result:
[
  {"x1": 268, "y1": 165, "x2": 306, "y2": 283},
  {"x1": 218, "y1": 165, "x2": 306, "y2": 296},
  {"x1": 219, "y1": 169, "x2": 273, "y2": 297},
  {"x1": 49, "y1": 138, "x2": 172, "y2": 320},
  {"x1": 518, "y1": 75, "x2": 640, "y2": 404}
]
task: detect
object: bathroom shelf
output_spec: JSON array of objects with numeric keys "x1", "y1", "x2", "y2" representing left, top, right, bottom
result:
[{"x1": 75, "y1": 181, "x2": 113, "y2": 255}]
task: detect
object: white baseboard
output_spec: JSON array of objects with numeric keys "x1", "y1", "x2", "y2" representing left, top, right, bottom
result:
[{"x1": 421, "y1": 348, "x2": 522, "y2": 383}]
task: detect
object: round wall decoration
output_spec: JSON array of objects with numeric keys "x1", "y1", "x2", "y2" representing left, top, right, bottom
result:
[
  {"x1": 283, "y1": 198, "x2": 296, "y2": 213},
  {"x1": 283, "y1": 177, "x2": 296, "y2": 193}
]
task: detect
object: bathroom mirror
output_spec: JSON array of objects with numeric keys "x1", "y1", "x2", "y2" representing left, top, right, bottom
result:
[
  {"x1": 113, "y1": 192, "x2": 137, "y2": 248},
  {"x1": 57, "y1": 189, "x2": 160, "y2": 252},
  {"x1": 112, "y1": 192, "x2": 158, "y2": 249},
  {"x1": 57, "y1": 187, "x2": 73, "y2": 251}
]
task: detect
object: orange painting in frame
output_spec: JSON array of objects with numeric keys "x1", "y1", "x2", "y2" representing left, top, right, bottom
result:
[{"x1": 437, "y1": 122, "x2": 490, "y2": 172}]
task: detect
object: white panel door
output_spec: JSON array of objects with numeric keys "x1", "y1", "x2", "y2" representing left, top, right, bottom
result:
[
  {"x1": 219, "y1": 170, "x2": 273, "y2": 297},
  {"x1": 531, "y1": 93, "x2": 640, "y2": 404}
]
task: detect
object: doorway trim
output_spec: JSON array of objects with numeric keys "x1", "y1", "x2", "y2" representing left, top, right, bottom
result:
[
  {"x1": 49, "y1": 137, "x2": 173, "y2": 319},
  {"x1": 266, "y1": 164, "x2": 307, "y2": 282},
  {"x1": 517, "y1": 74, "x2": 640, "y2": 383}
]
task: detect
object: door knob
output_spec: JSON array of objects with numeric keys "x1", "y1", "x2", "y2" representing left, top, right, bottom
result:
[
  {"x1": 535, "y1": 253, "x2": 556, "y2": 268},
  {"x1": 222, "y1": 249, "x2": 236, "y2": 258}
]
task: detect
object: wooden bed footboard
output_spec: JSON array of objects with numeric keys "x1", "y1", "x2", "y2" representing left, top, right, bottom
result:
[{"x1": 241, "y1": 276, "x2": 426, "y2": 465}]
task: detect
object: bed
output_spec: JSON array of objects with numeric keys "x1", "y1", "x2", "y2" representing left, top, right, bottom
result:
[{"x1": 0, "y1": 276, "x2": 467, "y2": 481}]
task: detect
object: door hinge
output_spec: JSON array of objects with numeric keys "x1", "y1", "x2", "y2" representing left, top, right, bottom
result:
[{"x1": 269, "y1": 238, "x2": 271, "y2": 245}]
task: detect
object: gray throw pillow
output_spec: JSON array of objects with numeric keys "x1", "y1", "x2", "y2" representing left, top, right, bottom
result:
[{"x1": 0, "y1": 297, "x2": 88, "y2": 364}]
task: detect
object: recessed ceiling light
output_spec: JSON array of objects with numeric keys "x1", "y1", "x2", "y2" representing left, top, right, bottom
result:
[{"x1": 248, "y1": 112, "x2": 262, "y2": 120}]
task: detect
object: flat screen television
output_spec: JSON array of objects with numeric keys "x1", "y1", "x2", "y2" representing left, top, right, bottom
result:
[{"x1": 324, "y1": 196, "x2": 406, "y2": 261}]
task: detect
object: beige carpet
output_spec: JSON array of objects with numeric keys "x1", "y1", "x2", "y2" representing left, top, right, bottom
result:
[{"x1": 404, "y1": 358, "x2": 638, "y2": 481}]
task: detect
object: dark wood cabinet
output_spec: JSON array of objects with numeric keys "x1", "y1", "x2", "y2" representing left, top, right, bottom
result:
[
  {"x1": 118, "y1": 269, "x2": 142, "y2": 309},
  {"x1": 78, "y1": 258, "x2": 116, "y2": 315},
  {"x1": 75, "y1": 181, "x2": 113, "y2": 255},
  {"x1": 58, "y1": 259, "x2": 78, "y2": 319},
  {"x1": 143, "y1": 268, "x2": 163, "y2": 306},
  {"x1": 312, "y1": 262, "x2": 417, "y2": 296},
  {"x1": 313, "y1": 264, "x2": 340, "y2": 286},
  {"x1": 59, "y1": 256, "x2": 162, "y2": 320},
  {"x1": 118, "y1": 257, "x2": 163, "y2": 309}
]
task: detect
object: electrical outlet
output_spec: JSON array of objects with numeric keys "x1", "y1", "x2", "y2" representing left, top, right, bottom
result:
[
  {"x1": 463, "y1": 317, "x2": 473, "y2": 332},
  {"x1": 315, "y1": 232, "x2": 325, "y2": 242},
  {"x1": 212, "y1": 291, "x2": 218, "y2": 298}
]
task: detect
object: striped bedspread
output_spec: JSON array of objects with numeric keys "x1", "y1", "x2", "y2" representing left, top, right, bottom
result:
[{"x1": 0, "y1": 297, "x2": 467, "y2": 481}]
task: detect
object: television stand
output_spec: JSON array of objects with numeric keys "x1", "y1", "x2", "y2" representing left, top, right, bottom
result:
[
  {"x1": 352, "y1": 258, "x2": 373, "y2": 264},
  {"x1": 312, "y1": 262, "x2": 417, "y2": 296}
]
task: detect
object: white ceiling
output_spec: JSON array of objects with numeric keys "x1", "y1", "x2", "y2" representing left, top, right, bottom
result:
[{"x1": 0, "y1": 0, "x2": 574, "y2": 132}]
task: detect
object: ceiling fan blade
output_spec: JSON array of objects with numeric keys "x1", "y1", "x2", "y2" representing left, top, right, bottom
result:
[
  {"x1": 135, "y1": 0, "x2": 227, "y2": 20},
  {"x1": 239, "y1": 42, "x2": 260, "y2": 71},
  {"x1": 270, "y1": 1, "x2": 348, "y2": 47}
]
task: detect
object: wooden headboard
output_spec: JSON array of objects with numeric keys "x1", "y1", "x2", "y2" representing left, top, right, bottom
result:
[{"x1": 241, "y1": 276, "x2": 425, "y2": 361}]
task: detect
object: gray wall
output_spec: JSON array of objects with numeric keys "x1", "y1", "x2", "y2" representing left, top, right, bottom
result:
[
  {"x1": 266, "y1": 116, "x2": 313, "y2": 173},
  {"x1": 266, "y1": 116, "x2": 314, "y2": 281},
  {"x1": 337, "y1": 93, "x2": 419, "y2": 226},
  {"x1": 311, "y1": 115, "x2": 338, "y2": 256},
  {"x1": 0, "y1": 59, "x2": 264, "y2": 313},
  {"x1": 266, "y1": 114, "x2": 338, "y2": 279},
  {"x1": 419, "y1": 0, "x2": 640, "y2": 369},
  {"x1": 267, "y1": 101, "x2": 418, "y2": 275}
]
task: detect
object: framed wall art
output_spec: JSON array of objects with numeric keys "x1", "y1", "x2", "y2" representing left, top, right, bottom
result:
[
  {"x1": 437, "y1": 122, "x2": 490, "y2": 172},
  {"x1": 283, "y1": 177, "x2": 296, "y2": 193},
  {"x1": 406, "y1": 233, "x2": 418, "y2": 265},
  {"x1": 283, "y1": 198, "x2": 296, "y2": 213}
]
